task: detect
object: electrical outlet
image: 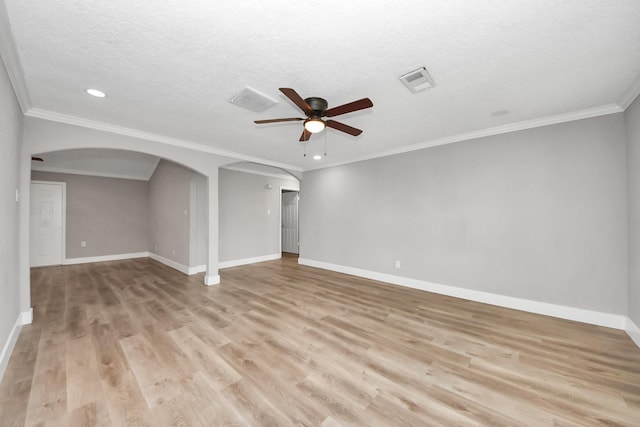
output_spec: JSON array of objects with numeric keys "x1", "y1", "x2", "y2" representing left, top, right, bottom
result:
[
  {"x1": 267, "y1": 209, "x2": 271, "y2": 215},
  {"x1": 15, "y1": 189, "x2": 20, "y2": 203},
  {"x1": 81, "y1": 241, "x2": 87, "y2": 247},
  {"x1": 394, "y1": 260, "x2": 401, "y2": 269},
  {"x1": 172, "y1": 249, "x2": 176, "y2": 256}
]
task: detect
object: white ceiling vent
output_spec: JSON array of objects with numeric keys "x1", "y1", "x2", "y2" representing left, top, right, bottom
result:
[
  {"x1": 399, "y1": 67, "x2": 435, "y2": 93},
  {"x1": 227, "y1": 86, "x2": 279, "y2": 112}
]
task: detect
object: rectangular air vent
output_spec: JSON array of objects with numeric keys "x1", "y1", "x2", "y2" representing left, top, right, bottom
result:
[
  {"x1": 227, "y1": 86, "x2": 279, "y2": 112},
  {"x1": 399, "y1": 67, "x2": 435, "y2": 93}
]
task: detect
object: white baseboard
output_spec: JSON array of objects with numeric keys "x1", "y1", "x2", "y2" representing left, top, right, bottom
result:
[
  {"x1": 64, "y1": 252, "x2": 206, "y2": 277},
  {"x1": 19, "y1": 308, "x2": 33, "y2": 325},
  {"x1": 626, "y1": 318, "x2": 640, "y2": 348},
  {"x1": 149, "y1": 253, "x2": 207, "y2": 276},
  {"x1": 64, "y1": 251, "x2": 149, "y2": 265},
  {"x1": 148, "y1": 252, "x2": 191, "y2": 275},
  {"x1": 0, "y1": 308, "x2": 31, "y2": 383},
  {"x1": 298, "y1": 258, "x2": 627, "y2": 330},
  {"x1": 219, "y1": 253, "x2": 281, "y2": 269},
  {"x1": 205, "y1": 275, "x2": 220, "y2": 286}
]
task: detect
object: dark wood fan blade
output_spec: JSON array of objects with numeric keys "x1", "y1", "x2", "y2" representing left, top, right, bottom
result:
[
  {"x1": 254, "y1": 117, "x2": 304, "y2": 124},
  {"x1": 325, "y1": 98, "x2": 373, "y2": 117},
  {"x1": 280, "y1": 88, "x2": 312, "y2": 115},
  {"x1": 326, "y1": 120, "x2": 363, "y2": 136},
  {"x1": 31, "y1": 156, "x2": 44, "y2": 162},
  {"x1": 299, "y1": 129, "x2": 312, "y2": 142}
]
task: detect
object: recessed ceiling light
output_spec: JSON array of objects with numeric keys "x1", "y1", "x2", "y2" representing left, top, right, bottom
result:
[
  {"x1": 86, "y1": 88, "x2": 106, "y2": 98},
  {"x1": 313, "y1": 155, "x2": 322, "y2": 160}
]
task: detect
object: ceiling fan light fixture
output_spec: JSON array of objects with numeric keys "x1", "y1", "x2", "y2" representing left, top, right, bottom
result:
[{"x1": 304, "y1": 118, "x2": 325, "y2": 133}]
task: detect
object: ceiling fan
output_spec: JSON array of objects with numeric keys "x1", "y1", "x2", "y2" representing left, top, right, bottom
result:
[{"x1": 255, "y1": 88, "x2": 373, "y2": 142}]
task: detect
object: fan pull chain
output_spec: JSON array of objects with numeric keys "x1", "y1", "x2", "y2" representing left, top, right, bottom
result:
[
  {"x1": 324, "y1": 129, "x2": 327, "y2": 157},
  {"x1": 303, "y1": 141, "x2": 306, "y2": 157}
]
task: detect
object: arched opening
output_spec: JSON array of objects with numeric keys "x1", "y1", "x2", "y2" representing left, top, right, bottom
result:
[{"x1": 29, "y1": 148, "x2": 210, "y2": 277}]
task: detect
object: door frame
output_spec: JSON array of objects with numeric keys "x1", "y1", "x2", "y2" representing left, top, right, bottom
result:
[
  {"x1": 30, "y1": 180, "x2": 66, "y2": 267},
  {"x1": 279, "y1": 186, "x2": 299, "y2": 254}
]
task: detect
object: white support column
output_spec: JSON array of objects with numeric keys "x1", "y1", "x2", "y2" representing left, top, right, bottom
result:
[{"x1": 204, "y1": 172, "x2": 220, "y2": 286}]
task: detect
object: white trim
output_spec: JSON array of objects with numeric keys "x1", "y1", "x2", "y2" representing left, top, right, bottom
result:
[
  {"x1": 64, "y1": 251, "x2": 149, "y2": 265},
  {"x1": 222, "y1": 164, "x2": 298, "y2": 180},
  {"x1": 626, "y1": 318, "x2": 640, "y2": 349},
  {"x1": 32, "y1": 165, "x2": 151, "y2": 181},
  {"x1": 148, "y1": 253, "x2": 206, "y2": 276},
  {"x1": 219, "y1": 253, "x2": 281, "y2": 269},
  {"x1": 19, "y1": 308, "x2": 33, "y2": 325},
  {"x1": 25, "y1": 108, "x2": 303, "y2": 173},
  {"x1": 204, "y1": 274, "x2": 220, "y2": 286},
  {"x1": 148, "y1": 252, "x2": 191, "y2": 275},
  {"x1": 618, "y1": 73, "x2": 640, "y2": 110},
  {"x1": 17, "y1": 96, "x2": 633, "y2": 178},
  {"x1": 305, "y1": 104, "x2": 623, "y2": 171},
  {"x1": 0, "y1": 308, "x2": 34, "y2": 382},
  {"x1": 0, "y1": 316, "x2": 21, "y2": 383},
  {"x1": 298, "y1": 258, "x2": 627, "y2": 330},
  {"x1": 188, "y1": 264, "x2": 207, "y2": 275}
]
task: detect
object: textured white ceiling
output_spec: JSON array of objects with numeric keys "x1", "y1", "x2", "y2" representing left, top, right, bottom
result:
[{"x1": 4, "y1": 0, "x2": 640, "y2": 171}]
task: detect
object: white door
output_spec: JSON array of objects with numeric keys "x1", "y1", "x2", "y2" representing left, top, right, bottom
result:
[
  {"x1": 281, "y1": 191, "x2": 299, "y2": 254},
  {"x1": 30, "y1": 182, "x2": 64, "y2": 267}
]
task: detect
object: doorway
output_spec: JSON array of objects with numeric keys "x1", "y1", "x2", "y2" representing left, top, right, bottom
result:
[
  {"x1": 281, "y1": 189, "x2": 299, "y2": 254},
  {"x1": 30, "y1": 181, "x2": 66, "y2": 267}
]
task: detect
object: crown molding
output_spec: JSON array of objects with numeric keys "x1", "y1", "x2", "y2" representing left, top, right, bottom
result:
[
  {"x1": 618, "y1": 73, "x2": 640, "y2": 110},
  {"x1": 306, "y1": 103, "x2": 624, "y2": 171},
  {"x1": 0, "y1": 2, "x2": 31, "y2": 113},
  {"x1": 221, "y1": 164, "x2": 299, "y2": 181},
  {"x1": 25, "y1": 108, "x2": 304, "y2": 173}
]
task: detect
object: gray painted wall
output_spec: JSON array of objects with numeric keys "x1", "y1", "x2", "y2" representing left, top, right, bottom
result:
[
  {"x1": 627, "y1": 95, "x2": 640, "y2": 325},
  {"x1": 300, "y1": 114, "x2": 628, "y2": 315},
  {"x1": 0, "y1": 58, "x2": 22, "y2": 373},
  {"x1": 219, "y1": 168, "x2": 299, "y2": 262},
  {"x1": 149, "y1": 159, "x2": 192, "y2": 267},
  {"x1": 189, "y1": 173, "x2": 208, "y2": 267},
  {"x1": 31, "y1": 171, "x2": 149, "y2": 259}
]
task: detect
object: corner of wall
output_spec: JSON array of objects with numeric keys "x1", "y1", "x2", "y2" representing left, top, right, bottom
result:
[
  {"x1": 0, "y1": 309, "x2": 31, "y2": 383},
  {"x1": 626, "y1": 317, "x2": 640, "y2": 349}
]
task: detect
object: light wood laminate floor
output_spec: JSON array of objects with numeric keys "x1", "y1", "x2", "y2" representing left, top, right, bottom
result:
[{"x1": 1, "y1": 255, "x2": 639, "y2": 426}]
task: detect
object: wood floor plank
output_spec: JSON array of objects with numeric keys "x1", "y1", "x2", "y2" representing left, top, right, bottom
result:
[
  {"x1": 24, "y1": 331, "x2": 68, "y2": 426},
  {"x1": 66, "y1": 335, "x2": 102, "y2": 411},
  {"x1": 118, "y1": 334, "x2": 182, "y2": 408},
  {"x1": 0, "y1": 255, "x2": 638, "y2": 425},
  {"x1": 167, "y1": 326, "x2": 242, "y2": 391}
]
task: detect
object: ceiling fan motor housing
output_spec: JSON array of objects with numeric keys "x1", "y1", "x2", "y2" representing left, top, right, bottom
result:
[{"x1": 305, "y1": 97, "x2": 328, "y2": 116}]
